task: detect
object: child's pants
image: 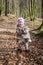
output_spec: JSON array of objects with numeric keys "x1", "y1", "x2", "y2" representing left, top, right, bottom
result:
[{"x1": 18, "y1": 39, "x2": 29, "y2": 50}]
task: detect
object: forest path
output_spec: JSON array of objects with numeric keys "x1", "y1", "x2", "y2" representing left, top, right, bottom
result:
[{"x1": 0, "y1": 18, "x2": 43, "y2": 65}]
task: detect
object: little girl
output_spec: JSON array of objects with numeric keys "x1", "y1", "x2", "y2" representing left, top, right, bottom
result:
[{"x1": 16, "y1": 17, "x2": 32, "y2": 52}]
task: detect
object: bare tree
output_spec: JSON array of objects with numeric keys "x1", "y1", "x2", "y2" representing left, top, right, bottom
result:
[
  {"x1": 5, "y1": 0, "x2": 8, "y2": 16},
  {"x1": 42, "y1": 0, "x2": 43, "y2": 18},
  {"x1": 0, "y1": 0, "x2": 2, "y2": 16},
  {"x1": 37, "y1": 0, "x2": 43, "y2": 30}
]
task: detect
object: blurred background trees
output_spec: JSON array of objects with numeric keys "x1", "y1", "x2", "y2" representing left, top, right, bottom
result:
[
  {"x1": 0, "y1": 0, "x2": 42, "y2": 20},
  {"x1": 0, "y1": 0, "x2": 2, "y2": 16}
]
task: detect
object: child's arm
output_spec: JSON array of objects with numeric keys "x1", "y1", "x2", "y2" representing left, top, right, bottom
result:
[
  {"x1": 25, "y1": 27, "x2": 32, "y2": 42},
  {"x1": 28, "y1": 28, "x2": 32, "y2": 42}
]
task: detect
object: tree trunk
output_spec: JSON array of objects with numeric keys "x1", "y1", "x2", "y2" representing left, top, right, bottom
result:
[
  {"x1": 42, "y1": 0, "x2": 43, "y2": 18},
  {"x1": 0, "y1": 10, "x2": 1, "y2": 16},
  {"x1": 0, "y1": 0, "x2": 2, "y2": 16},
  {"x1": 5, "y1": 0, "x2": 8, "y2": 16},
  {"x1": 41, "y1": 0, "x2": 43, "y2": 27},
  {"x1": 37, "y1": 0, "x2": 43, "y2": 30},
  {"x1": 12, "y1": 0, "x2": 15, "y2": 14},
  {"x1": 14, "y1": 0, "x2": 19, "y2": 16}
]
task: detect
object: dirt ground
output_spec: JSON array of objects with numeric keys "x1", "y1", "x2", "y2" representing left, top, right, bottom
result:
[{"x1": 0, "y1": 16, "x2": 43, "y2": 65}]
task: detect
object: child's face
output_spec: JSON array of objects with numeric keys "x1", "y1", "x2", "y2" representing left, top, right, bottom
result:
[{"x1": 18, "y1": 21, "x2": 24, "y2": 27}]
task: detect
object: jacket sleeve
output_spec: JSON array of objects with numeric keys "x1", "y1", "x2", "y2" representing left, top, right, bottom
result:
[
  {"x1": 24, "y1": 26, "x2": 29, "y2": 33},
  {"x1": 16, "y1": 27, "x2": 20, "y2": 33},
  {"x1": 16, "y1": 27, "x2": 22, "y2": 36}
]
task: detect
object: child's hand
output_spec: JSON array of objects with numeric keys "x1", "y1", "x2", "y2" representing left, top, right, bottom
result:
[{"x1": 22, "y1": 29, "x2": 26, "y2": 34}]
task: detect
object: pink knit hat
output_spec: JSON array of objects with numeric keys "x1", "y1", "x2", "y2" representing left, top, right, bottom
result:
[{"x1": 17, "y1": 17, "x2": 24, "y2": 23}]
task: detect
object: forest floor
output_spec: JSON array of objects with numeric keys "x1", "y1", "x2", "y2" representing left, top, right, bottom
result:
[{"x1": 0, "y1": 15, "x2": 43, "y2": 65}]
